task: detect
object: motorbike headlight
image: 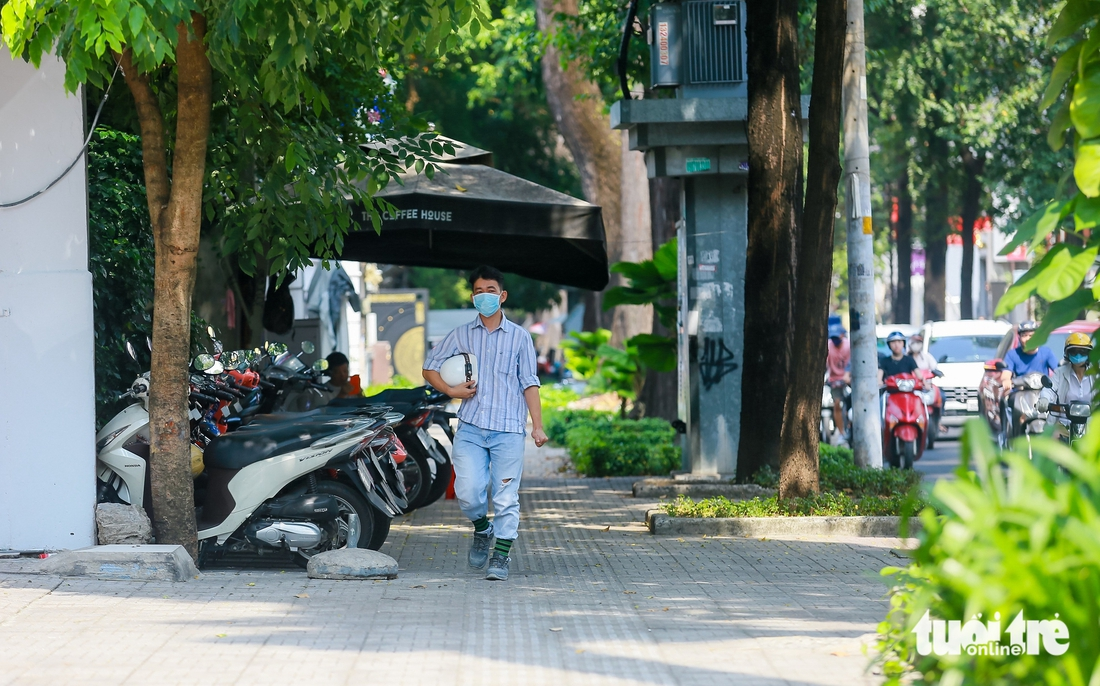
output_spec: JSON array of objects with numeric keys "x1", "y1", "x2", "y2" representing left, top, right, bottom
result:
[
  {"x1": 96, "y1": 426, "x2": 130, "y2": 452},
  {"x1": 1069, "y1": 402, "x2": 1091, "y2": 419},
  {"x1": 896, "y1": 379, "x2": 916, "y2": 393}
]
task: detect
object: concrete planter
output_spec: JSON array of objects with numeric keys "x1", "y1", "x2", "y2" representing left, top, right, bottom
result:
[{"x1": 646, "y1": 509, "x2": 920, "y2": 537}]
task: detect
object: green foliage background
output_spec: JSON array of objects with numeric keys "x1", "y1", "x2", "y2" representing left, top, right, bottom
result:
[{"x1": 88, "y1": 129, "x2": 154, "y2": 428}]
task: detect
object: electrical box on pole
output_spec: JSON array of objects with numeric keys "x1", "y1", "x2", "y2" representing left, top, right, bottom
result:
[{"x1": 614, "y1": 2, "x2": 807, "y2": 477}]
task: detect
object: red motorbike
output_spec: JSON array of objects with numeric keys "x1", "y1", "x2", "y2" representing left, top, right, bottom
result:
[{"x1": 882, "y1": 371, "x2": 928, "y2": 470}]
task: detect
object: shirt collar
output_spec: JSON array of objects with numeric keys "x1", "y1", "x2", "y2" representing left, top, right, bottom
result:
[{"x1": 472, "y1": 313, "x2": 511, "y2": 333}]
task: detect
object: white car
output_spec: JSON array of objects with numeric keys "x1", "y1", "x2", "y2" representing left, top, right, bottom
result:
[{"x1": 920, "y1": 319, "x2": 1012, "y2": 431}]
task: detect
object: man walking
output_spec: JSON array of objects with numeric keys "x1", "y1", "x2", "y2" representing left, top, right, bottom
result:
[{"x1": 423, "y1": 266, "x2": 548, "y2": 581}]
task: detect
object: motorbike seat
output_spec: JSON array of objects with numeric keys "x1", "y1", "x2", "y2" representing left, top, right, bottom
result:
[
  {"x1": 363, "y1": 387, "x2": 430, "y2": 405},
  {"x1": 204, "y1": 420, "x2": 351, "y2": 470},
  {"x1": 325, "y1": 398, "x2": 418, "y2": 417}
]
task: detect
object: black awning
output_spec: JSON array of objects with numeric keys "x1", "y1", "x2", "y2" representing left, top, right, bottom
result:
[{"x1": 339, "y1": 162, "x2": 609, "y2": 290}]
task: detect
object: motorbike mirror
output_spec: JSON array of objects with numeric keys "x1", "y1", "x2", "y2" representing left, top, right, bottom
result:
[
  {"x1": 125, "y1": 341, "x2": 138, "y2": 362},
  {"x1": 301, "y1": 341, "x2": 316, "y2": 355},
  {"x1": 193, "y1": 353, "x2": 217, "y2": 372},
  {"x1": 267, "y1": 342, "x2": 288, "y2": 356},
  {"x1": 312, "y1": 359, "x2": 329, "y2": 372},
  {"x1": 932, "y1": 369, "x2": 944, "y2": 378},
  {"x1": 207, "y1": 325, "x2": 216, "y2": 338},
  {"x1": 1041, "y1": 375, "x2": 1053, "y2": 389}
]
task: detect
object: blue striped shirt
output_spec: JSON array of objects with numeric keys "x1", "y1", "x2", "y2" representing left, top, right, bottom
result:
[{"x1": 423, "y1": 314, "x2": 540, "y2": 434}]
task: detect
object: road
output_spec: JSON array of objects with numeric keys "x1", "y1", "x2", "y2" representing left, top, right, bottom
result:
[{"x1": 916, "y1": 436, "x2": 963, "y2": 484}]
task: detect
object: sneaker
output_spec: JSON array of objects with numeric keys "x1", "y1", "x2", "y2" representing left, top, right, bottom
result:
[
  {"x1": 468, "y1": 530, "x2": 493, "y2": 569},
  {"x1": 485, "y1": 552, "x2": 510, "y2": 581}
]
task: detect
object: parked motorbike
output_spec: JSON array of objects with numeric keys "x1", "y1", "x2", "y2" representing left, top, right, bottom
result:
[
  {"x1": 881, "y1": 372, "x2": 928, "y2": 470},
  {"x1": 95, "y1": 347, "x2": 408, "y2": 567},
  {"x1": 329, "y1": 386, "x2": 455, "y2": 511}
]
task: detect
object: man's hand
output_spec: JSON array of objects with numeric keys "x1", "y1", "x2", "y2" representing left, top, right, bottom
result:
[
  {"x1": 448, "y1": 380, "x2": 477, "y2": 400},
  {"x1": 532, "y1": 426, "x2": 549, "y2": 448}
]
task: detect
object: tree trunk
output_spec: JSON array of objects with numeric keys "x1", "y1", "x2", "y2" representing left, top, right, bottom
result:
[
  {"x1": 923, "y1": 133, "x2": 949, "y2": 322},
  {"x1": 894, "y1": 167, "x2": 913, "y2": 324},
  {"x1": 120, "y1": 16, "x2": 212, "y2": 557},
  {"x1": 637, "y1": 176, "x2": 681, "y2": 422},
  {"x1": 737, "y1": 0, "x2": 803, "y2": 481},
  {"x1": 535, "y1": 0, "x2": 623, "y2": 334},
  {"x1": 959, "y1": 148, "x2": 984, "y2": 320},
  {"x1": 612, "y1": 130, "x2": 654, "y2": 346},
  {"x1": 776, "y1": 0, "x2": 846, "y2": 499}
]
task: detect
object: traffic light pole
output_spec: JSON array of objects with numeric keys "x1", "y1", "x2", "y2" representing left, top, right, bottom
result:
[{"x1": 842, "y1": 0, "x2": 883, "y2": 469}]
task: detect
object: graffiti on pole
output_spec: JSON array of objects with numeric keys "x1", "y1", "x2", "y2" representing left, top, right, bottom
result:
[{"x1": 699, "y1": 337, "x2": 738, "y2": 391}]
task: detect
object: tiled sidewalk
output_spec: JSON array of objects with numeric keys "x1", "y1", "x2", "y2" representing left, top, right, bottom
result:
[{"x1": 0, "y1": 476, "x2": 896, "y2": 685}]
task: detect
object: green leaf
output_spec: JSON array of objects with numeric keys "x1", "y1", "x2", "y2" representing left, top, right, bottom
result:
[
  {"x1": 1070, "y1": 62, "x2": 1100, "y2": 140},
  {"x1": 1074, "y1": 194, "x2": 1100, "y2": 228},
  {"x1": 1048, "y1": 0, "x2": 1100, "y2": 47},
  {"x1": 1042, "y1": 42, "x2": 1083, "y2": 110},
  {"x1": 628, "y1": 333, "x2": 677, "y2": 372},
  {"x1": 1035, "y1": 245, "x2": 1096, "y2": 301},
  {"x1": 1048, "y1": 96, "x2": 1074, "y2": 151},
  {"x1": 1000, "y1": 200, "x2": 1064, "y2": 256},
  {"x1": 1074, "y1": 137, "x2": 1100, "y2": 196},
  {"x1": 1030, "y1": 289, "x2": 1096, "y2": 349},
  {"x1": 996, "y1": 248, "x2": 1060, "y2": 315},
  {"x1": 652, "y1": 238, "x2": 678, "y2": 281}
]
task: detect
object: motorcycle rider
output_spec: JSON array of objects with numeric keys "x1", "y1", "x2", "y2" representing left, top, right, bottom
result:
[
  {"x1": 908, "y1": 333, "x2": 937, "y2": 371},
  {"x1": 879, "y1": 331, "x2": 919, "y2": 384},
  {"x1": 826, "y1": 316, "x2": 851, "y2": 442},
  {"x1": 1000, "y1": 320, "x2": 1059, "y2": 390},
  {"x1": 323, "y1": 352, "x2": 361, "y2": 400},
  {"x1": 1037, "y1": 333, "x2": 1095, "y2": 440}
]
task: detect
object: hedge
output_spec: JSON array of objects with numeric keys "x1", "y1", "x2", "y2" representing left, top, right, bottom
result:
[{"x1": 545, "y1": 409, "x2": 680, "y2": 477}]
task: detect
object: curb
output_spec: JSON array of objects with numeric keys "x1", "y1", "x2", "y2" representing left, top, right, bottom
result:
[
  {"x1": 645, "y1": 510, "x2": 920, "y2": 537},
  {"x1": 633, "y1": 480, "x2": 776, "y2": 499},
  {"x1": 41, "y1": 544, "x2": 200, "y2": 581}
]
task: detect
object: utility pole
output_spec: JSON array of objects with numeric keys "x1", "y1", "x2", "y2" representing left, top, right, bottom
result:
[{"x1": 842, "y1": 0, "x2": 882, "y2": 469}]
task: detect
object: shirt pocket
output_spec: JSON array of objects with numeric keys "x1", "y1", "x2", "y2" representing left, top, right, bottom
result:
[{"x1": 494, "y1": 348, "x2": 519, "y2": 378}]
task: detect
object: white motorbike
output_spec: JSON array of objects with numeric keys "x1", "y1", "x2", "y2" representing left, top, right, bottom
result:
[{"x1": 96, "y1": 353, "x2": 406, "y2": 566}]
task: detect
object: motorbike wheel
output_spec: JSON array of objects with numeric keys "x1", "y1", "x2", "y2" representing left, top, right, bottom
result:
[
  {"x1": 419, "y1": 439, "x2": 453, "y2": 508},
  {"x1": 926, "y1": 415, "x2": 938, "y2": 450},
  {"x1": 398, "y1": 444, "x2": 433, "y2": 511},
  {"x1": 901, "y1": 440, "x2": 917, "y2": 471},
  {"x1": 294, "y1": 480, "x2": 391, "y2": 567}
]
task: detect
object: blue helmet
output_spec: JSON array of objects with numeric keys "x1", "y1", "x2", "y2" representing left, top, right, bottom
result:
[
  {"x1": 886, "y1": 331, "x2": 907, "y2": 344},
  {"x1": 827, "y1": 314, "x2": 846, "y2": 338}
]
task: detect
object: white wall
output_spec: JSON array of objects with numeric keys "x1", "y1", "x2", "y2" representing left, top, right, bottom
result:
[{"x1": 0, "y1": 49, "x2": 96, "y2": 550}]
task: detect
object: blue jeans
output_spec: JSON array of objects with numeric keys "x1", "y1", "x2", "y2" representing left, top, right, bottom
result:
[{"x1": 452, "y1": 421, "x2": 525, "y2": 540}]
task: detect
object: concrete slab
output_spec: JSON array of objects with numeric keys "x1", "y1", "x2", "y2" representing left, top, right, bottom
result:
[
  {"x1": 41, "y1": 544, "x2": 199, "y2": 582},
  {"x1": 306, "y1": 548, "x2": 398, "y2": 580},
  {"x1": 646, "y1": 509, "x2": 922, "y2": 537}
]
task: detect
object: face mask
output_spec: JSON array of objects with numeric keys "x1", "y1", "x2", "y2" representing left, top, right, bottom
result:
[
  {"x1": 910, "y1": 343, "x2": 923, "y2": 353},
  {"x1": 1069, "y1": 353, "x2": 1089, "y2": 365},
  {"x1": 472, "y1": 292, "x2": 501, "y2": 317}
]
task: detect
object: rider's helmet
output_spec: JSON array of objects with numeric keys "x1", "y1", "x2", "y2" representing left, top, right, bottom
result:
[
  {"x1": 1017, "y1": 320, "x2": 1039, "y2": 334},
  {"x1": 886, "y1": 331, "x2": 907, "y2": 344},
  {"x1": 1064, "y1": 332, "x2": 1094, "y2": 362},
  {"x1": 909, "y1": 332, "x2": 923, "y2": 343}
]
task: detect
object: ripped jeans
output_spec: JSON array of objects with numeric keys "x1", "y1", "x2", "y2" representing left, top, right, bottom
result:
[{"x1": 452, "y1": 421, "x2": 526, "y2": 540}]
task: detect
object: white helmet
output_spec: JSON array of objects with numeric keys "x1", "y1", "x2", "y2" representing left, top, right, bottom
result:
[{"x1": 439, "y1": 353, "x2": 478, "y2": 388}]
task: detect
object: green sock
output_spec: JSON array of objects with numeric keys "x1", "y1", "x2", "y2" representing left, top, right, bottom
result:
[
  {"x1": 472, "y1": 516, "x2": 491, "y2": 534},
  {"x1": 494, "y1": 538, "x2": 513, "y2": 557}
]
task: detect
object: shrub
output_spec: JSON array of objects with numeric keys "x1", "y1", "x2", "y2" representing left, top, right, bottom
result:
[
  {"x1": 747, "y1": 444, "x2": 923, "y2": 498},
  {"x1": 662, "y1": 492, "x2": 918, "y2": 518},
  {"x1": 545, "y1": 409, "x2": 680, "y2": 477},
  {"x1": 539, "y1": 383, "x2": 582, "y2": 412},
  {"x1": 875, "y1": 420, "x2": 1100, "y2": 685}
]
